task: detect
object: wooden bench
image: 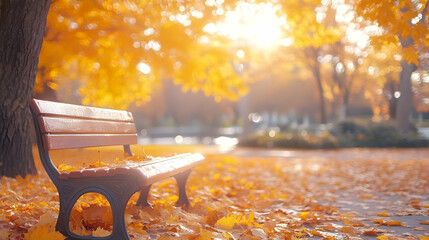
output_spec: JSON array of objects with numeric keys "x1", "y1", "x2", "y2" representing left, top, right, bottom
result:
[{"x1": 29, "y1": 99, "x2": 204, "y2": 240}]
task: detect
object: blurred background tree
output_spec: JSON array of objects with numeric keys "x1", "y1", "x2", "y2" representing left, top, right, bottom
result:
[
  {"x1": 355, "y1": 0, "x2": 429, "y2": 135},
  {"x1": 35, "y1": 0, "x2": 429, "y2": 132}
]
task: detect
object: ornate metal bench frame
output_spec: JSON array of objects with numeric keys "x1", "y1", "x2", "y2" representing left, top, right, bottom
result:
[{"x1": 30, "y1": 99, "x2": 204, "y2": 240}]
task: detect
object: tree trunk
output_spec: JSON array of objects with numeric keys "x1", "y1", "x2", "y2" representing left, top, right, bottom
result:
[
  {"x1": 396, "y1": 60, "x2": 416, "y2": 136},
  {"x1": 0, "y1": 0, "x2": 51, "y2": 177},
  {"x1": 239, "y1": 94, "x2": 251, "y2": 136},
  {"x1": 313, "y1": 65, "x2": 327, "y2": 124},
  {"x1": 341, "y1": 74, "x2": 350, "y2": 121},
  {"x1": 385, "y1": 78, "x2": 397, "y2": 119},
  {"x1": 338, "y1": 103, "x2": 347, "y2": 122},
  {"x1": 395, "y1": 2, "x2": 427, "y2": 136}
]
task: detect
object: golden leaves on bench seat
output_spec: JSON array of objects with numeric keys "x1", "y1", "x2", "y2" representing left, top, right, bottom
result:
[
  {"x1": 57, "y1": 164, "x2": 77, "y2": 173},
  {"x1": 56, "y1": 154, "x2": 154, "y2": 173}
]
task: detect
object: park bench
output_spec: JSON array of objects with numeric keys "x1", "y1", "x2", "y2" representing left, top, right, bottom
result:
[{"x1": 29, "y1": 98, "x2": 204, "y2": 240}]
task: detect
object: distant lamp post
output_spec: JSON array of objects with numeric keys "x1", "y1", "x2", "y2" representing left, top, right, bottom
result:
[{"x1": 233, "y1": 49, "x2": 252, "y2": 137}]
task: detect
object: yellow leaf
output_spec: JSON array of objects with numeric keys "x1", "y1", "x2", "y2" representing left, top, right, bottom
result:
[
  {"x1": 199, "y1": 228, "x2": 214, "y2": 240},
  {"x1": 298, "y1": 211, "x2": 312, "y2": 220},
  {"x1": 418, "y1": 236, "x2": 429, "y2": 240},
  {"x1": 57, "y1": 163, "x2": 77, "y2": 172},
  {"x1": 24, "y1": 223, "x2": 65, "y2": 240},
  {"x1": 378, "y1": 211, "x2": 389, "y2": 217},
  {"x1": 388, "y1": 220, "x2": 402, "y2": 226},
  {"x1": 215, "y1": 215, "x2": 237, "y2": 230},
  {"x1": 223, "y1": 232, "x2": 235, "y2": 239},
  {"x1": 92, "y1": 227, "x2": 110, "y2": 237},
  {"x1": 402, "y1": 47, "x2": 419, "y2": 66},
  {"x1": 129, "y1": 222, "x2": 148, "y2": 235},
  {"x1": 377, "y1": 235, "x2": 388, "y2": 240},
  {"x1": 89, "y1": 161, "x2": 107, "y2": 168},
  {"x1": 214, "y1": 213, "x2": 255, "y2": 230},
  {"x1": 212, "y1": 173, "x2": 221, "y2": 180}
]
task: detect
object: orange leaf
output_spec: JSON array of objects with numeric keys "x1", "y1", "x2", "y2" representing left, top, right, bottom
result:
[
  {"x1": 378, "y1": 211, "x2": 389, "y2": 217},
  {"x1": 377, "y1": 235, "x2": 388, "y2": 240},
  {"x1": 57, "y1": 163, "x2": 77, "y2": 172},
  {"x1": 215, "y1": 215, "x2": 237, "y2": 230},
  {"x1": 92, "y1": 227, "x2": 110, "y2": 237},
  {"x1": 402, "y1": 47, "x2": 419, "y2": 66},
  {"x1": 363, "y1": 228, "x2": 379, "y2": 235},
  {"x1": 388, "y1": 220, "x2": 403, "y2": 226}
]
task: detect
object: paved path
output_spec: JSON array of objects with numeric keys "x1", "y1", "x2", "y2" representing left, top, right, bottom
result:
[{"x1": 226, "y1": 148, "x2": 429, "y2": 239}]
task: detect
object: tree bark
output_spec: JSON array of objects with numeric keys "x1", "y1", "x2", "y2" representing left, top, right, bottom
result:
[
  {"x1": 239, "y1": 94, "x2": 251, "y2": 136},
  {"x1": 307, "y1": 47, "x2": 327, "y2": 124},
  {"x1": 385, "y1": 78, "x2": 397, "y2": 119},
  {"x1": 396, "y1": 60, "x2": 416, "y2": 136},
  {"x1": 0, "y1": 0, "x2": 51, "y2": 177},
  {"x1": 313, "y1": 62, "x2": 327, "y2": 124},
  {"x1": 396, "y1": 1, "x2": 428, "y2": 136}
]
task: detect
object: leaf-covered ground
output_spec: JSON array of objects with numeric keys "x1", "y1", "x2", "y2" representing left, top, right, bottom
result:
[{"x1": 0, "y1": 146, "x2": 428, "y2": 239}]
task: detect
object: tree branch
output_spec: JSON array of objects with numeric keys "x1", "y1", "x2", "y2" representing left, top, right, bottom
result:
[{"x1": 419, "y1": 0, "x2": 429, "y2": 24}]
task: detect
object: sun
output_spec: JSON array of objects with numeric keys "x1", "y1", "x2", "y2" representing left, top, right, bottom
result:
[{"x1": 208, "y1": 2, "x2": 285, "y2": 49}]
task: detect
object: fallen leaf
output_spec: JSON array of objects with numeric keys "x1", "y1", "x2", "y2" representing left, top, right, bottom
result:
[
  {"x1": 215, "y1": 215, "x2": 237, "y2": 230},
  {"x1": 251, "y1": 228, "x2": 267, "y2": 238},
  {"x1": 92, "y1": 227, "x2": 111, "y2": 237},
  {"x1": 388, "y1": 220, "x2": 403, "y2": 226},
  {"x1": 363, "y1": 228, "x2": 379, "y2": 235},
  {"x1": 377, "y1": 235, "x2": 388, "y2": 240},
  {"x1": 378, "y1": 211, "x2": 389, "y2": 217},
  {"x1": 199, "y1": 228, "x2": 214, "y2": 240},
  {"x1": 24, "y1": 223, "x2": 65, "y2": 240}
]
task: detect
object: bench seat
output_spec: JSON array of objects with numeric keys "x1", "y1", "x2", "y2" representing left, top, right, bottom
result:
[{"x1": 59, "y1": 153, "x2": 203, "y2": 186}]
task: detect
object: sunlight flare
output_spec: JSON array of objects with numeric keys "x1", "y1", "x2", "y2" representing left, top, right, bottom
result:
[{"x1": 207, "y1": 2, "x2": 284, "y2": 49}]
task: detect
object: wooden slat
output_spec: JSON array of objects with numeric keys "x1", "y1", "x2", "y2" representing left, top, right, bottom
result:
[
  {"x1": 58, "y1": 153, "x2": 205, "y2": 185},
  {"x1": 135, "y1": 153, "x2": 204, "y2": 185},
  {"x1": 43, "y1": 134, "x2": 137, "y2": 150},
  {"x1": 38, "y1": 116, "x2": 137, "y2": 134},
  {"x1": 31, "y1": 99, "x2": 134, "y2": 122}
]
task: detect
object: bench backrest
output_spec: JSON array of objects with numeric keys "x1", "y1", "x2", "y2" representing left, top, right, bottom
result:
[{"x1": 30, "y1": 99, "x2": 137, "y2": 150}]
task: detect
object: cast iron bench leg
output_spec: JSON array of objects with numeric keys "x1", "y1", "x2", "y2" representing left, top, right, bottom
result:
[
  {"x1": 174, "y1": 169, "x2": 192, "y2": 206},
  {"x1": 109, "y1": 185, "x2": 135, "y2": 240},
  {"x1": 56, "y1": 180, "x2": 139, "y2": 240},
  {"x1": 136, "y1": 184, "x2": 152, "y2": 207},
  {"x1": 56, "y1": 192, "x2": 73, "y2": 236}
]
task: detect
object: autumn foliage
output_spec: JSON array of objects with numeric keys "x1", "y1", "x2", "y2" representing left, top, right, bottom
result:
[
  {"x1": 0, "y1": 146, "x2": 428, "y2": 239},
  {"x1": 32, "y1": 0, "x2": 429, "y2": 124},
  {"x1": 36, "y1": 0, "x2": 248, "y2": 109}
]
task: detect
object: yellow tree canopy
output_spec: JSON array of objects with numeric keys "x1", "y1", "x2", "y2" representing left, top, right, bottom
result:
[
  {"x1": 37, "y1": 0, "x2": 351, "y2": 110},
  {"x1": 355, "y1": 0, "x2": 429, "y2": 66},
  {"x1": 280, "y1": 0, "x2": 342, "y2": 48},
  {"x1": 36, "y1": 0, "x2": 246, "y2": 109}
]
